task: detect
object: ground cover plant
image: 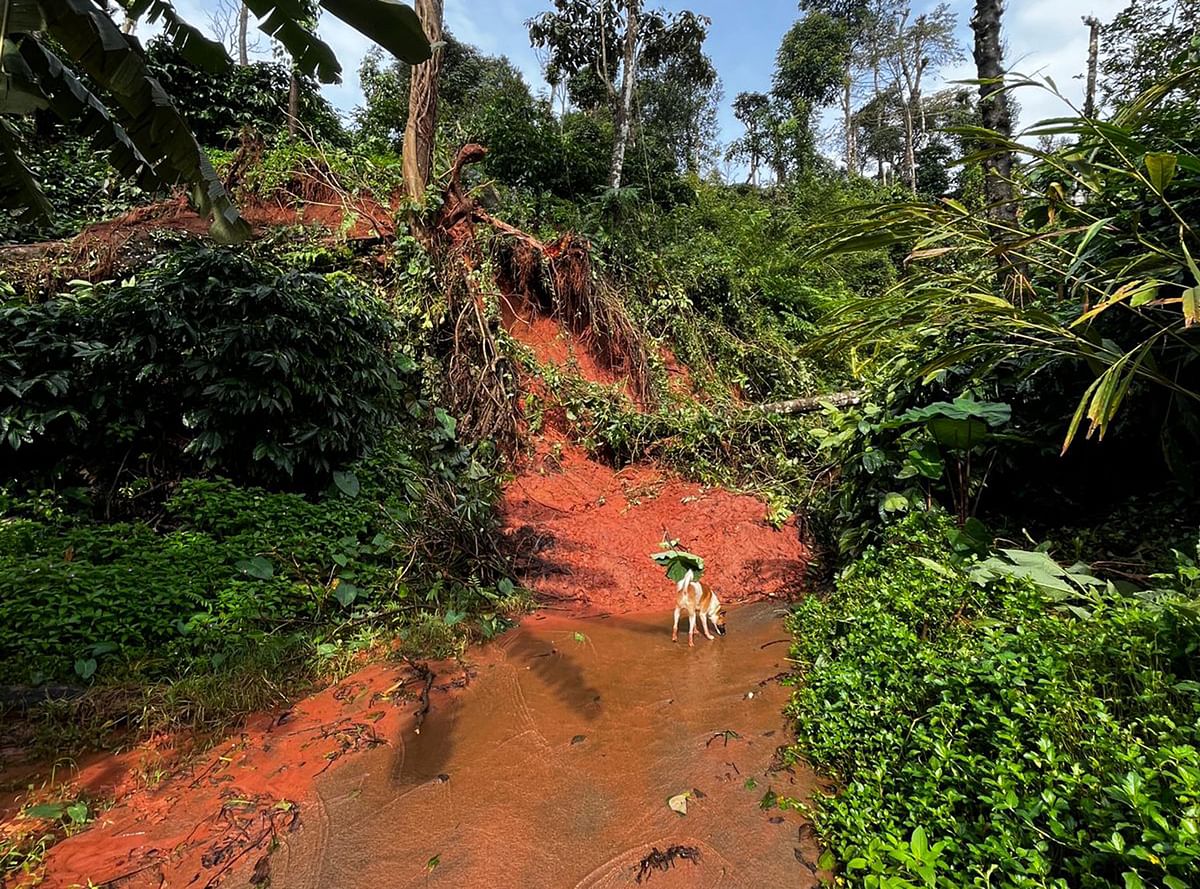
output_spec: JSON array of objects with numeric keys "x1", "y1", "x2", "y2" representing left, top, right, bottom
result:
[{"x1": 786, "y1": 513, "x2": 1200, "y2": 889}]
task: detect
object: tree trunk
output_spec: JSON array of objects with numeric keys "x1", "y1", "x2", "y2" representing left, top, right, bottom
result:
[
  {"x1": 842, "y1": 74, "x2": 856, "y2": 173},
  {"x1": 971, "y1": 0, "x2": 1024, "y2": 300},
  {"x1": 238, "y1": 3, "x2": 250, "y2": 66},
  {"x1": 287, "y1": 69, "x2": 299, "y2": 137},
  {"x1": 758, "y1": 391, "x2": 863, "y2": 415},
  {"x1": 1082, "y1": 15, "x2": 1101, "y2": 118},
  {"x1": 902, "y1": 102, "x2": 916, "y2": 188},
  {"x1": 402, "y1": 0, "x2": 445, "y2": 203},
  {"x1": 609, "y1": 0, "x2": 640, "y2": 189}
]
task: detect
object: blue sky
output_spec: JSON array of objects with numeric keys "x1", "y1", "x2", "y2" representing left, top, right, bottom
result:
[{"x1": 174, "y1": 0, "x2": 1130, "y2": 163}]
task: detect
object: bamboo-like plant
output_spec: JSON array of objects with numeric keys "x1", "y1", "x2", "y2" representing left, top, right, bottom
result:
[
  {"x1": 805, "y1": 68, "x2": 1200, "y2": 453},
  {"x1": 0, "y1": 0, "x2": 430, "y2": 241}
]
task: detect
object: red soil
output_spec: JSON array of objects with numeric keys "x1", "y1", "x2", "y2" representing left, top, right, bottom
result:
[
  {"x1": 0, "y1": 238, "x2": 807, "y2": 889},
  {"x1": 503, "y1": 426, "x2": 806, "y2": 615},
  {"x1": 502, "y1": 308, "x2": 805, "y2": 615},
  {"x1": 6, "y1": 661, "x2": 470, "y2": 888},
  {"x1": 502, "y1": 292, "x2": 633, "y2": 399}
]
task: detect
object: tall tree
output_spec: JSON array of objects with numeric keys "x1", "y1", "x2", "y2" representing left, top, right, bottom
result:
[
  {"x1": 528, "y1": 0, "x2": 711, "y2": 187},
  {"x1": 728, "y1": 91, "x2": 772, "y2": 185},
  {"x1": 1082, "y1": 15, "x2": 1101, "y2": 117},
  {"x1": 1100, "y1": 0, "x2": 1199, "y2": 111},
  {"x1": 884, "y1": 4, "x2": 962, "y2": 188},
  {"x1": 767, "y1": 11, "x2": 853, "y2": 180},
  {"x1": 238, "y1": 3, "x2": 251, "y2": 66},
  {"x1": 610, "y1": 0, "x2": 640, "y2": 187},
  {"x1": 971, "y1": 0, "x2": 1021, "y2": 297},
  {"x1": 402, "y1": 0, "x2": 445, "y2": 202},
  {"x1": 799, "y1": 0, "x2": 868, "y2": 171}
]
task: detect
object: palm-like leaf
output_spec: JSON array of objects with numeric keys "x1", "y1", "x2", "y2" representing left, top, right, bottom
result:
[
  {"x1": 9, "y1": 36, "x2": 163, "y2": 192},
  {"x1": 0, "y1": 118, "x2": 52, "y2": 223},
  {"x1": 121, "y1": 0, "x2": 232, "y2": 73},
  {"x1": 34, "y1": 0, "x2": 250, "y2": 242},
  {"x1": 805, "y1": 70, "x2": 1200, "y2": 451},
  {"x1": 0, "y1": 0, "x2": 429, "y2": 240}
]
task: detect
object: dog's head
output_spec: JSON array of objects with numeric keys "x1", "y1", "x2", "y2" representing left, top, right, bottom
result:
[{"x1": 713, "y1": 609, "x2": 727, "y2": 635}]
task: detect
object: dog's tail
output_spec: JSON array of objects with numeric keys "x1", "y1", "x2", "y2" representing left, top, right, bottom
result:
[{"x1": 675, "y1": 569, "x2": 694, "y2": 596}]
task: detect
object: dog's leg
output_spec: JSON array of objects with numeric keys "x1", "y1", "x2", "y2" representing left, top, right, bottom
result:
[
  {"x1": 688, "y1": 610, "x2": 696, "y2": 647},
  {"x1": 700, "y1": 611, "x2": 715, "y2": 640},
  {"x1": 672, "y1": 606, "x2": 680, "y2": 643}
]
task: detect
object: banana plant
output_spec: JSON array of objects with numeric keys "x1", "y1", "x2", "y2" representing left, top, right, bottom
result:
[{"x1": 0, "y1": 0, "x2": 430, "y2": 242}]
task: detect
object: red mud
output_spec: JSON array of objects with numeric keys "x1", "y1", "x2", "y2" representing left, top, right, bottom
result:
[
  {"x1": 1, "y1": 247, "x2": 810, "y2": 889},
  {"x1": 502, "y1": 292, "x2": 632, "y2": 400},
  {"x1": 6, "y1": 661, "x2": 469, "y2": 888},
  {"x1": 504, "y1": 309, "x2": 807, "y2": 615},
  {"x1": 503, "y1": 428, "x2": 807, "y2": 615}
]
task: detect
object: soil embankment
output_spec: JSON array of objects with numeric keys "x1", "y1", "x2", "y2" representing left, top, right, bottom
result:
[{"x1": 4, "y1": 250, "x2": 819, "y2": 888}]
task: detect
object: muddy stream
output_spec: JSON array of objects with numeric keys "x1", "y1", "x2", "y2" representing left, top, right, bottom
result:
[{"x1": 270, "y1": 603, "x2": 822, "y2": 888}]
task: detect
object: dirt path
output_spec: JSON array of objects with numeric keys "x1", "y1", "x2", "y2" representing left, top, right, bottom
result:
[{"x1": 269, "y1": 603, "x2": 824, "y2": 888}]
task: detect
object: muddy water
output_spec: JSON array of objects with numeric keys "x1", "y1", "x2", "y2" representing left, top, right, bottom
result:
[{"x1": 271, "y1": 603, "x2": 824, "y2": 888}]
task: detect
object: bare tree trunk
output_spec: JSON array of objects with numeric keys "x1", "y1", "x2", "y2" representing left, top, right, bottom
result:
[
  {"x1": 402, "y1": 0, "x2": 445, "y2": 203},
  {"x1": 1082, "y1": 15, "x2": 1101, "y2": 118},
  {"x1": 609, "y1": 0, "x2": 640, "y2": 189},
  {"x1": 287, "y1": 70, "x2": 299, "y2": 137},
  {"x1": 971, "y1": 0, "x2": 1024, "y2": 300},
  {"x1": 759, "y1": 391, "x2": 863, "y2": 415},
  {"x1": 842, "y1": 75, "x2": 856, "y2": 173},
  {"x1": 902, "y1": 102, "x2": 916, "y2": 188},
  {"x1": 238, "y1": 3, "x2": 250, "y2": 66}
]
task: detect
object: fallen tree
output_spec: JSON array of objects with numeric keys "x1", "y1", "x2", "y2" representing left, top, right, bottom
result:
[{"x1": 757, "y1": 391, "x2": 863, "y2": 415}]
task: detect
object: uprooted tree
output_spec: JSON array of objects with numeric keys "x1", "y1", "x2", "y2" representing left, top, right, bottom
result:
[{"x1": 426, "y1": 143, "x2": 654, "y2": 449}]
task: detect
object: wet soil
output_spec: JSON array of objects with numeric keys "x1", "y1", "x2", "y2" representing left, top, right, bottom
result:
[
  {"x1": 2, "y1": 254, "x2": 819, "y2": 888},
  {"x1": 270, "y1": 603, "x2": 824, "y2": 888},
  {"x1": 503, "y1": 427, "x2": 808, "y2": 615}
]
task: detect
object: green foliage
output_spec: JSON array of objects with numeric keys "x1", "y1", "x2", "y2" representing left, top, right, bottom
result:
[
  {"x1": 2, "y1": 244, "x2": 405, "y2": 488},
  {"x1": 536, "y1": 367, "x2": 813, "y2": 499},
  {"x1": 0, "y1": 422, "x2": 510, "y2": 684},
  {"x1": 788, "y1": 513, "x2": 1200, "y2": 888},
  {"x1": 0, "y1": 0, "x2": 428, "y2": 240},
  {"x1": 145, "y1": 36, "x2": 345, "y2": 148},
  {"x1": 0, "y1": 121, "x2": 150, "y2": 242},
  {"x1": 808, "y1": 386, "x2": 1013, "y2": 555},
  {"x1": 808, "y1": 71, "x2": 1200, "y2": 458}
]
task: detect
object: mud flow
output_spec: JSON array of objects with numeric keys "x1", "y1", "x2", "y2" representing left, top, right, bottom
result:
[{"x1": 271, "y1": 602, "x2": 823, "y2": 888}]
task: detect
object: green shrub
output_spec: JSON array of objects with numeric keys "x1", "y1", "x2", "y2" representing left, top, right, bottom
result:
[
  {"x1": 788, "y1": 513, "x2": 1200, "y2": 888},
  {"x1": 0, "y1": 425, "x2": 510, "y2": 684},
  {"x1": 2, "y1": 245, "x2": 406, "y2": 489}
]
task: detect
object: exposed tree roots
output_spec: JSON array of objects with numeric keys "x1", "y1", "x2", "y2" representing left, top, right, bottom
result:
[{"x1": 431, "y1": 144, "x2": 656, "y2": 447}]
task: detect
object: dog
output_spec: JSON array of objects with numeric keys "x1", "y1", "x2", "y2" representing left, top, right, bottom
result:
[{"x1": 672, "y1": 569, "x2": 726, "y2": 647}]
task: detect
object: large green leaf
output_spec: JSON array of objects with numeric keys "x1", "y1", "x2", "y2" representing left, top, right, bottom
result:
[
  {"x1": 1, "y1": 37, "x2": 50, "y2": 113},
  {"x1": 244, "y1": 0, "x2": 342, "y2": 83},
  {"x1": 0, "y1": 118, "x2": 52, "y2": 223},
  {"x1": 320, "y1": 0, "x2": 431, "y2": 64},
  {"x1": 121, "y1": 0, "x2": 232, "y2": 73},
  {"x1": 35, "y1": 0, "x2": 250, "y2": 243},
  {"x1": 241, "y1": 0, "x2": 431, "y2": 84},
  {"x1": 9, "y1": 36, "x2": 163, "y2": 192}
]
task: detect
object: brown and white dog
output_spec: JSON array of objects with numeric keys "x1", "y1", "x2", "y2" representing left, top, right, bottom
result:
[{"x1": 672, "y1": 569, "x2": 726, "y2": 646}]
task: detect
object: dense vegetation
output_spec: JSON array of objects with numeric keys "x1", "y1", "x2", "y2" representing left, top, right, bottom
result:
[
  {"x1": 789, "y1": 515, "x2": 1200, "y2": 888},
  {"x1": 2, "y1": 0, "x2": 1198, "y2": 885}
]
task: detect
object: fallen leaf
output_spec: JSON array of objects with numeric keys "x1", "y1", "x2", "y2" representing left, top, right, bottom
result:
[{"x1": 667, "y1": 791, "x2": 692, "y2": 815}]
